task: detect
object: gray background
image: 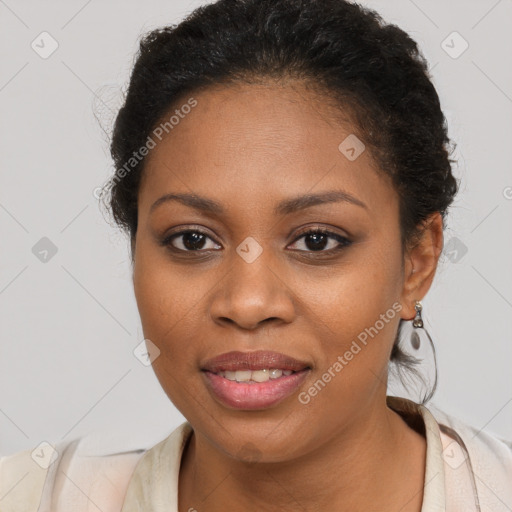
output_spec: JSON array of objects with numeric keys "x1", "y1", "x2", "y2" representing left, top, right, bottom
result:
[{"x1": 1, "y1": 0, "x2": 511, "y2": 456}]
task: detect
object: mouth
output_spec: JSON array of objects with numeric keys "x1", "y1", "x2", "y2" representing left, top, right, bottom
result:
[
  {"x1": 200, "y1": 350, "x2": 312, "y2": 410},
  {"x1": 202, "y1": 367, "x2": 311, "y2": 410}
]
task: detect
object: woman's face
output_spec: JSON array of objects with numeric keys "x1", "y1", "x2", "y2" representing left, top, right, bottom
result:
[{"x1": 133, "y1": 82, "x2": 417, "y2": 461}]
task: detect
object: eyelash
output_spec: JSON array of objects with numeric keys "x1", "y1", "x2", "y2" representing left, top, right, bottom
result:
[{"x1": 160, "y1": 226, "x2": 352, "y2": 256}]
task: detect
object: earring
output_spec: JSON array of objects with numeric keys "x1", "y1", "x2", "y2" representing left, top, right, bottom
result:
[
  {"x1": 393, "y1": 299, "x2": 438, "y2": 404},
  {"x1": 411, "y1": 300, "x2": 423, "y2": 349},
  {"x1": 390, "y1": 300, "x2": 437, "y2": 405}
]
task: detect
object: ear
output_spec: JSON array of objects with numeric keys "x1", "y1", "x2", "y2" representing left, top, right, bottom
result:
[{"x1": 399, "y1": 212, "x2": 444, "y2": 321}]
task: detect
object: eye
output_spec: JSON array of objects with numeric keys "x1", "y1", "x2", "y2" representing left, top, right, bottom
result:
[
  {"x1": 161, "y1": 229, "x2": 221, "y2": 252},
  {"x1": 288, "y1": 228, "x2": 352, "y2": 253},
  {"x1": 160, "y1": 226, "x2": 352, "y2": 254}
]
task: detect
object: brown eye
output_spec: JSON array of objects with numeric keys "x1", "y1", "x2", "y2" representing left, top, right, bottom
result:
[
  {"x1": 161, "y1": 229, "x2": 221, "y2": 252},
  {"x1": 288, "y1": 228, "x2": 351, "y2": 253}
]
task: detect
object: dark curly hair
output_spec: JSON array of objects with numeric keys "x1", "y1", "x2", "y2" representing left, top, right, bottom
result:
[{"x1": 103, "y1": 0, "x2": 459, "y2": 404}]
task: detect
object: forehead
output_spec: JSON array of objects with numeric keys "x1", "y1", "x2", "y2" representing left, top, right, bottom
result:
[{"x1": 138, "y1": 81, "x2": 396, "y2": 217}]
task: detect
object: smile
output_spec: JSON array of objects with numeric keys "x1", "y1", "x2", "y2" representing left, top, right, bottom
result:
[{"x1": 202, "y1": 368, "x2": 310, "y2": 410}]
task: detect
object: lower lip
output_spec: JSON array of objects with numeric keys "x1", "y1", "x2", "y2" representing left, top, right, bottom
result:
[{"x1": 202, "y1": 369, "x2": 310, "y2": 410}]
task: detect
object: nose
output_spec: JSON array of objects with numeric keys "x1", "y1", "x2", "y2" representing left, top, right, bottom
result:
[{"x1": 209, "y1": 252, "x2": 296, "y2": 331}]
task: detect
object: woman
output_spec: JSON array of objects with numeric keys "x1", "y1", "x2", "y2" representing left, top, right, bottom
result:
[{"x1": 1, "y1": 0, "x2": 511, "y2": 510}]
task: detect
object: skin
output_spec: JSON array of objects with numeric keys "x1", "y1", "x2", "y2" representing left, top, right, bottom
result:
[{"x1": 132, "y1": 81, "x2": 444, "y2": 511}]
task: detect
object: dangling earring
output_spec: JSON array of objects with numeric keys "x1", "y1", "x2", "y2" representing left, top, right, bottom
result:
[
  {"x1": 390, "y1": 299, "x2": 439, "y2": 404},
  {"x1": 410, "y1": 300, "x2": 424, "y2": 350}
]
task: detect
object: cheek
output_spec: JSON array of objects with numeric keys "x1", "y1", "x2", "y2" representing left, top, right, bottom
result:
[
  {"x1": 132, "y1": 241, "x2": 203, "y2": 359},
  {"x1": 299, "y1": 236, "x2": 403, "y2": 338},
  {"x1": 294, "y1": 304, "x2": 401, "y2": 440},
  {"x1": 297, "y1": 239, "x2": 403, "y2": 397},
  {"x1": 132, "y1": 243, "x2": 209, "y2": 412}
]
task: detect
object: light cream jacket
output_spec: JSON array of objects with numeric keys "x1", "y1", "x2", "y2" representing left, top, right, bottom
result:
[{"x1": 1, "y1": 396, "x2": 511, "y2": 511}]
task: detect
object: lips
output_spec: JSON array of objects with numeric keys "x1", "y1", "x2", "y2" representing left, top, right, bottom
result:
[
  {"x1": 201, "y1": 350, "x2": 311, "y2": 373},
  {"x1": 203, "y1": 369, "x2": 310, "y2": 410}
]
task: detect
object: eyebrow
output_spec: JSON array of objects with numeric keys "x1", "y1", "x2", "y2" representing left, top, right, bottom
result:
[{"x1": 149, "y1": 190, "x2": 367, "y2": 216}]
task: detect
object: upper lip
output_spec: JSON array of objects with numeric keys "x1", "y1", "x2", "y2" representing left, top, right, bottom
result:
[{"x1": 201, "y1": 350, "x2": 311, "y2": 373}]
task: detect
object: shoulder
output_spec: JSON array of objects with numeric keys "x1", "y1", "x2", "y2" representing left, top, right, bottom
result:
[
  {"x1": 0, "y1": 435, "x2": 147, "y2": 512},
  {"x1": 0, "y1": 446, "x2": 49, "y2": 512},
  {"x1": 428, "y1": 403, "x2": 512, "y2": 464},
  {"x1": 426, "y1": 402, "x2": 512, "y2": 509}
]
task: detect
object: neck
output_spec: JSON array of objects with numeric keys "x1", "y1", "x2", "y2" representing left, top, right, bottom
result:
[{"x1": 178, "y1": 397, "x2": 426, "y2": 512}]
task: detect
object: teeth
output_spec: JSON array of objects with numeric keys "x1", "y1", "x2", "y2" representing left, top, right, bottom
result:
[
  {"x1": 234, "y1": 370, "x2": 252, "y2": 382},
  {"x1": 252, "y1": 369, "x2": 270, "y2": 382},
  {"x1": 217, "y1": 368, "x2": 295, "y2": 382}
]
